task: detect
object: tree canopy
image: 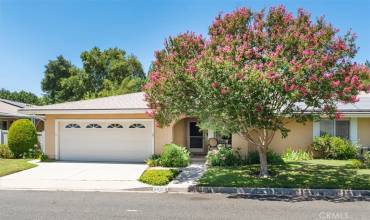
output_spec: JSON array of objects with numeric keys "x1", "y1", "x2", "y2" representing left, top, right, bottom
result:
[
  {"x1": 41, "y1": 47, "x2": 145, "y2": 103},
  {"x1": 0, "y1": 88, "x2": 43, "y2": 105},
  {"x1": 144, "y1": 6, "x2": 370, "y2": 176}
]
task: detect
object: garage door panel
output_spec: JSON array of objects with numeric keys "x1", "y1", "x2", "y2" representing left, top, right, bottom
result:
[{"x1": 58, "y1": 120, "x2": 153, "y2": 162}]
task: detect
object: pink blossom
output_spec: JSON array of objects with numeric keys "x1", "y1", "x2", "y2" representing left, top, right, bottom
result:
[
  {"x1": 211, "y1": 82, "x2": 219, "y2": 88},
  {"x1": 185, "y1": 65, "x2": 197, "y2": 74},
  {"x1": 150, "y1": 72, "x2": 159, "y2": 82},
  {"x1": 299, "y1": 87, "x2": 308, "y2": 96},
  {"x1": 222, "y1": 46, "x2": 232, "y2": 53},
  {"x1": 343, "y1": 87, "x2": 352, "y2": 93},
  {"x1": 344, "y1": 76, "x2": 351, "y2": 83},
  {"x1": 142, "y1": 82, "x2": 154, "y2": 90},
  {"x1": 284, "y1": 83, "x2": 290, "y2": 92},
  {"x1": 351, "y1": 75, "x2": 359, "y2": 84},
  {"x1": 145, "y1": 110, "x2": 155, "y2": 118},
  {"x1": 255, "y1": 105, "x2": 262, "y2": 112},
  {"x1": 350, "y1": 95, "x2": 359, "y2": 103},
  {"x1": 221, "y1": 87, "x2": 229, "y2": 95},
  {"x1": 302, "y1": 49, "x2": 314, "y2": 56},
  {"x1": 335, "y1": 112, "x2": 343, "y2": 120},
  {"x1": 267, "y1": 72, "x2": 279, "y2": 80},
  {"x1": 330, "y1": 80, "x2": 340, "y2": 88},
  {"x1": 323, "y1": 72, "x2": 333, "y2": 79}
]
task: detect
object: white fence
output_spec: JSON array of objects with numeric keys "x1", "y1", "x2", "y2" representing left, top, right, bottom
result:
[{"x1": 0, "y1": 130, "x2": 45, "y2": 152}]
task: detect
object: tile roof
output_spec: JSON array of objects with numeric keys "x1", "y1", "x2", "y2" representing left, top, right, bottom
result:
[
  {"x1": 0, "y1": 99, "x2": 33, "y2": 118},
  {"x1": 20, "y1": 92, "x2": 149, "y2": 111},
  {"x1": 18, "y1": 91, "x2": 370, "y2": 115}
]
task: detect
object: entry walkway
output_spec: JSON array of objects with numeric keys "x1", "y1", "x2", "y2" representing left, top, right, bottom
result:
[{"x1": 167, "y1": 156, "x2": 207, "y2": 192}]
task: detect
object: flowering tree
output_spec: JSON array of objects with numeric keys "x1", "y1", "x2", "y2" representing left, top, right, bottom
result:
[{"x1": 144, "y1": 6, "x2": 370, "y2": 176}]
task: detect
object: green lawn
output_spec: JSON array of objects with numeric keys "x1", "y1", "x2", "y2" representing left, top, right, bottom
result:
[
  {"x1": 0, "y1": 159, "x2": 37, "y2": 177},
  {"x1": 198, "y1": 160, "x2": 370, "y2": 190}
]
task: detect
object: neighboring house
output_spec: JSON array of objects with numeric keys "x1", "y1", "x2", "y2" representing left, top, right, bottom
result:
[
  {"x1": 0, "y1": 98, "x2": 43, "y2": 131},
  {"x1": 18, "y1": 92, "x2": 370, "y2": 162}
]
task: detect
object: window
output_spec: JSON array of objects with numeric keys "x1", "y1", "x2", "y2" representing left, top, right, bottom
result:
[
  {"x1": 86, "y1": 123, "x2": 102, "y2": 128},
  {"x1": 129, "y1": 123, "x2": 145, "y2": 128},
  {"x1": 107, "y1": 123, "x2": 123, "y2": 128},
  {"x1": 0, "y1": 120, "x2": 8, "y2": 130},
  {"x1": 320, "y1": 120, "x2": 350, "y2": 139},
  {"x1": 65, "y1": 123, "x2": 81, "y2": 128}
]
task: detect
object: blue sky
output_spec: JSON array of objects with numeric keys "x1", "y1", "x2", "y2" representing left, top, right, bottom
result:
[{"x1": 0, "y1": 0, "x2": 369, "y2": 95}]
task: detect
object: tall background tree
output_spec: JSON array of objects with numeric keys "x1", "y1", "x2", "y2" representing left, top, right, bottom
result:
[
  {"x1": 144, "y1": 6, "x2": 370, "y2": 176},
  {"x1": 41, "y1": 47, "x2": 145, "y2": 103},
  {"x1": 41, "y1": 55, "x2": 83, "y2": 103},
  {"x1": 0, "y1": 88, "x2": 42, "y2": 105}
]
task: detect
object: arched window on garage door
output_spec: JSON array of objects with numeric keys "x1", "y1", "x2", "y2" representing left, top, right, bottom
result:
[
  {"x1": 107, "y1": 123, "x2": 123, "y2": 128},
  {"x1": 86, "y1": 123, "x2": 102, "y2": 128},
  {"x1": 65, "y1": 123, "x2": 81, "y2": 128},
  {"x1": 129, "y1": 123, "x2": 146, "y2": 128}
]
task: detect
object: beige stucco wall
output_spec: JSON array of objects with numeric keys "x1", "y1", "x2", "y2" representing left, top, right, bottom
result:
[
  {"x1": 358, "y1": 118, "x2": 370, "y2": 147},
  {"x1": 232, "y1": 120, "x2": 313, "y2": 156},
  {"x1": 47, "y1": 113, "x2": 370, "y2": 160},
  {"x1": 173, "y1": 118, "x2": 188, "y2": 147}
]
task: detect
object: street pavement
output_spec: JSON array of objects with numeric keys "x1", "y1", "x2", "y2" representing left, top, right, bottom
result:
[{"x1": 0, "y1": 190, "x2": 369, "y2": 220}]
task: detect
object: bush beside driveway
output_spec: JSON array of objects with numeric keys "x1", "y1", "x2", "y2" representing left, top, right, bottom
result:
[
  {"x1": 0, "y1": 159, "x2": 37, "y2": 177},
  {"x1": 198, "y1": 160, "x2": 370, "y2": 190}
]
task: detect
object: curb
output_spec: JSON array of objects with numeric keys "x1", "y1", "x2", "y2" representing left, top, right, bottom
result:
[{"x1": 189, "y1": 186, "x2": 370, "y2": 198}]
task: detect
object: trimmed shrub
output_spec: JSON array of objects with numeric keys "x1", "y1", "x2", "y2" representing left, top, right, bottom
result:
[
  {"x1": 145, "y1": 154, "x2": 161, "y2": 167},
  {"x1": 22, "y1": 147, "x2": 43, "y2": 159},
  {"x1": 362, "y1": 152, "x2": 370, "y2": 168},
  {"x1": 351, "y1": 159, "x2": 365, "y2": 169},
  {"x1": 282, "y1": 148, "x2": 313, "y2": 161},
  {"x1": 139, "y1": 169, "x2": 179, "y2": 185},
  {"x1": 0, "y1": 144, "x2": 14, "y2": 159},
  {"x1": 312, "y1": 135, "x2": 357, "y2": 160},
  {"x1": 160, "y1": 144, "x2": 190, "y2": 167},
  {"x1": 7, "y1": 119, "x2": 38, "y2": 158},
  {"x1": 245, "y1": 150, "x2": 284, "y2": 165},
  {"x1": 206, "y1": 146, "x2": 240, "y2": 166}
]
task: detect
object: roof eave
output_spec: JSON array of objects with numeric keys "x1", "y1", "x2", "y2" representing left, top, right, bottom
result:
[{"x1": 18, "y1": 108, "x2": 150, "y2": 115}]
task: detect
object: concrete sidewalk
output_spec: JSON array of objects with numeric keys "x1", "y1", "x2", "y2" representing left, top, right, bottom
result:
[{"x1": 0, "y1": 161, "x2": 150, "y2": 191}]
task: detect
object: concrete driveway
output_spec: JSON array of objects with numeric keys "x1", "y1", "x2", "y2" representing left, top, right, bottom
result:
[{"x1": 0, "y1": 161, "x2": 150, "y2": 191}]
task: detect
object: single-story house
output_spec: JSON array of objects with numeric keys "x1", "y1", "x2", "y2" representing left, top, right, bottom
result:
[
  {"x1": 0, "y1": 98, "x2": 43, "y2": 131},
  {"x1": 18, "y1": 92, "x2": 370, "y2": 162}
]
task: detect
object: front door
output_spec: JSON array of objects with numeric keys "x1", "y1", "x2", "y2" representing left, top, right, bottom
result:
[{"x1": 188, "y1": 121, "x2": 203, "y2": 153}]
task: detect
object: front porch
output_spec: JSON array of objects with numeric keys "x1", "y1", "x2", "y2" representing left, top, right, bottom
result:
[{"x1": 172, "y1": 118, "x2": 232, "y2": 156}]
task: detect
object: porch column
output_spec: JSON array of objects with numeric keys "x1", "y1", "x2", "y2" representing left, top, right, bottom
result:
[
  {"x1": 350, "y1": 117, "x2": 358, "y2": 144},
  {"x1": 208, "y1": 129, "x2": 215, "y2": 138},
  {"x1": 312, "y1": 121, "x2": 320, "y2": 138}
]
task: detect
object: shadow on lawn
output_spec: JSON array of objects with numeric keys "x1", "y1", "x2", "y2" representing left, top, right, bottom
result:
[
  {"x1": 200, "y1": 161, "x2": 370, "y2": 190},
  {"x1": 226, "y1": 194, "x2": 370, "y2": 203}
]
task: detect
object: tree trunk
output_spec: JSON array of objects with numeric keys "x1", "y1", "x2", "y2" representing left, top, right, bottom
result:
[
  {"x1": 257, "y1": 147, "x2": 269, "y2": 177},
  {"x1": 241, "y1": 128, "x2": 276, "y2": 178}
]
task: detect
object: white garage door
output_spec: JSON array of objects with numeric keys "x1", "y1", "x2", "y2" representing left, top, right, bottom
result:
[{"x1": 57, "y1": 119, "x2": 154, "y2": 162}]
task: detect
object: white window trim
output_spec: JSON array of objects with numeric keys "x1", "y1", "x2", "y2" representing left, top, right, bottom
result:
[{"x1": 313, "y1": 118, "x2": 358, "y2": 144}]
